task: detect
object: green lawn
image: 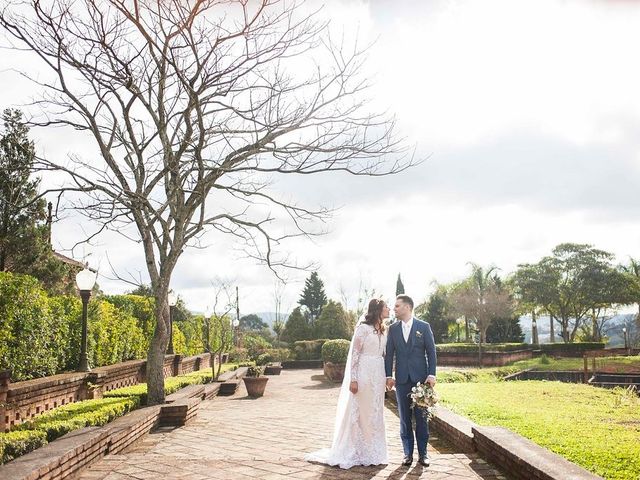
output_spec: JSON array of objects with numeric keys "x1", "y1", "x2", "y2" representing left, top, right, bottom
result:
[{"x1": 438, "y1": 381, "x2": 640, "y2": 480}]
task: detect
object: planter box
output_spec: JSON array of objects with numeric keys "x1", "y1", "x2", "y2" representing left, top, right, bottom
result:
[
  {"x1": 264, "y1": 363, "x2": 282, "y2": 375},
  {"x1": 323, "y1": 362, "x2": 346, "y2": 383}
]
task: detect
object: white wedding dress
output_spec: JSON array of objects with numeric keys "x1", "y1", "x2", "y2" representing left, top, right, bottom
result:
[{"x1": 305, "y1": 322, "x2": 389, "y2": 469}]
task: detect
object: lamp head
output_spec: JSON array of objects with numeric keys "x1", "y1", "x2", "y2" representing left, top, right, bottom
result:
[
  {"x1": 75, "y1": 268, "x2": 96, "y2": 292},
  {"x1": 167, "y1": 290, "x2": 178, "y2": 307}
]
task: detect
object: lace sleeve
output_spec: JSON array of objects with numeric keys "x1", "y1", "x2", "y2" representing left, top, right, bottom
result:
[{"x1": 350, "y1": 324, "x2": 368, "y2": 382}]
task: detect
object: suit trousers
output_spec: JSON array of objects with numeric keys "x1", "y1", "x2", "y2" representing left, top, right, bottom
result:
[{"x1": 395, "y1": 381, "x2": 429, "y2": 457}]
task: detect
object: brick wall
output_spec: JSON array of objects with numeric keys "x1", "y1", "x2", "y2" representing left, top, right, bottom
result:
[
  {"x1": 438, "y1": 349, "x2": 532, "y2": 367},
  {"x1": 0, "y1": 353, "x2": 213, "y2": 432}
]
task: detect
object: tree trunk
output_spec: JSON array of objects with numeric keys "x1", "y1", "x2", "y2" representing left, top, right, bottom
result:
[
  {"x1": 147, "y1": 300, "x2": 170, "y2": 405},
  {"x1": 549, "y1": 313, "x2": 555, "y2": 343}
]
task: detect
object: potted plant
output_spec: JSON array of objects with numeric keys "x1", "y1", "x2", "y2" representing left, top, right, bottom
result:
[
  {"x1": 322, "y1": 339, "x2": 351, "y2": 383},
  {"x1": 242, "y1": 366, "x2": 269, "y2": 397}
]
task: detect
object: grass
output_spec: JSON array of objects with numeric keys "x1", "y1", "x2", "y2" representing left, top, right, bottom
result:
[{"x1": 437, "y1": 374, "x2": 640, "y2": 479}]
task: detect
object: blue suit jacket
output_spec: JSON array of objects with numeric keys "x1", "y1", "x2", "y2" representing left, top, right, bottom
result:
[{"x1": 385, "y1": 318, "x2": 437, "y2": 384}]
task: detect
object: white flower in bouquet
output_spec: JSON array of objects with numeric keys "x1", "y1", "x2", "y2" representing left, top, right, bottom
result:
[{"x1": 408, "y1": 382, "x2": 439, "y2": 420}]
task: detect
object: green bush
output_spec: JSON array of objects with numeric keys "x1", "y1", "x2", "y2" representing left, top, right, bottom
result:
[
  {"x1": 264, "y1": 348, "x2": 291, "y2": 362},
  {"x1": 539, "y1": 353, "x2": 551, "y2": 364},
  {"x1": 89, "y1": 300, "x2": 146, "y2": 368},
  {"x1": 255, "y1": 353, "x2": 272, "y2": 366},
  {"x1": 104, "y1": 294, "x2": 156, "y2": 350},
  {"x1": 14, "y1": 397, "x2": 140, "y2": 442},
  {"x1": 293, "y1": 339, "x2": 328, "y2": 360},
  {"x1": 0, "y1": 430, "x2": 47, "y2": 464},
  {"x1": 436, "y1": 343, "x2": 530, "y2": 353},
  {"x1": 228, "y1": 347, "x2": 248, "y2": 362},
  {"x1": 321, "y1": 339, "x2": 350, "y2": 363},
  {"x1": 243, "y1": 333, "x2": 272, "y2": 360},
  {"x1": 0, "y1": 272, "x2": 60, "y2": 380}
]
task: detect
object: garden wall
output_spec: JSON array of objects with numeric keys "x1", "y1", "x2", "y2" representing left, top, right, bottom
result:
[
  {"x1": 438, "y1": 349, "x2": 532, "y2": 367},
  {"x1": 0, "y1": 353, "x2": 213, "y2": 432}
]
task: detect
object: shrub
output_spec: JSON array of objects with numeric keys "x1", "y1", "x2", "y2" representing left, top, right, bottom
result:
[
  {"x1": 293, "y1": 339, "x2": 328, "y2": 360},
  {"x1": 264, "y1": 348, "x2": 291, "y2": 362},
  {"x1": 255, "y1": 353, "x2": 272, "y2": 366},
  {"x1": 0, "y1": 272, "x2": 59, "y2": 380},
  {"x1": 243, "y1": 333, "x2": 272, "y2": 360},
  {"x1": 228, "y1": 347, "x2": 248, "y2": 362},
  {"x1": 314, "y1": 301, "x2": 352, "y2": 340},
  {"x1": 0, "y1": 430, "x2": 47, "y2": 464},
  {"x1": 539, "y1": 353, "x2": 551, "y2": 364},
  {"x1": 321, "y1": 339, "x2": 351, "y2": 364},
  {"x1": 15, "y1": 397, "x2": 140, "y2": 442},
  {"x1": 539, "y1": 342, "x2": 605, "y2": 357}
]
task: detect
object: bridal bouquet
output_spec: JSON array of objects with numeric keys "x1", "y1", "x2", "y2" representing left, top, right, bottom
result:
[{"x1": 409, "y1": 382, "x2": 439, "y2": 420}]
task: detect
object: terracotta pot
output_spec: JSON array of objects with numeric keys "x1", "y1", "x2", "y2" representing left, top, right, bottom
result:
[
  {"x1": 323, "y1": 362, "x2": 346, "y2": 383},
  {"x1": 242, "y1": 376, "x2": 269, "y2": 397}
]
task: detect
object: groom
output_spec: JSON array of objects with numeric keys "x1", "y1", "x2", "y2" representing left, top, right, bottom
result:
[{"x1": 385, "y1": 294, "x2": 437, "y2": 467}]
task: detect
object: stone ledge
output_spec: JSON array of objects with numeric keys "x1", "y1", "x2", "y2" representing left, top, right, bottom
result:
[
  {"x1": 159, "y1": 398, "x2": 201, "y2": 427},
  {"x1": 0, "y1": 427, "x2": 109, "y2": 480},
  {"x1": 473, "y1": 426, "x2": 602, "y2": 480},
  {"x1": 165, "y1": 384, "x2": 205, "y2": 403},
  {"x1": 431, "y1": 406, "x2": 476, "y2": 454}
]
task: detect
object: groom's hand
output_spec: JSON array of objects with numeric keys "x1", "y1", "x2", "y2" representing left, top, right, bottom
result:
[
  {"x1": 386, "y1": 378, "x2": 395, "y2": 390},
  {"x1": 349, "y1": 381, "x2": 358, "y2": 394},
  {"x1": 426, "y1": 376, "x2": 436, "y2": 388}
]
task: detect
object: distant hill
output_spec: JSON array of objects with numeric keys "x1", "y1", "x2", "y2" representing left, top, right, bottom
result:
[
  {"x1": 248, "y1": 312, "x2": 289, "y2": 328},
  {"x1": 518, "y1": 314, "x2": 637, "y2": 346}
]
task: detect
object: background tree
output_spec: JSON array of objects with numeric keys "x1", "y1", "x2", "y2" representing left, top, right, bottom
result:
[
  {"x1": 314, "y1": 300, "x2": 352, "y2": 340},
  {"x1": 239, "y1": 314, "x2": 268, "y2": 331},
  {"x1": 206, "y1": 280, "x2": 235, "y2": 380},
  {"x1": 396, "y1": 273, "x2": 405, "y2": 296},
  {"x1": 451, "y1": 264, "x2": 513, "y2": 362},
  {"x1": 281, "y1": 306, "x2": 312, "y2": 343},
  {"x1": 0, "y1": 109, "x2": 75, "y2": 294},
  {"x1": 516, "y1": 244, "x2": 618, "y2": 343},
  {"x1": 485, "y1": 316, "x2": 524, "y2": 343},
  {"x1": 619, "y1": 257, "x2": 640, "y2": 345},
  {"x1": 298, "y1": 272, "x2": 328, "y2": 322},
  {"x1": 1, "y1": 1, "x2": 410, "y2": 404},
  {"x1": 418, "y1": 285, "x2": 453, "y2": 343}
]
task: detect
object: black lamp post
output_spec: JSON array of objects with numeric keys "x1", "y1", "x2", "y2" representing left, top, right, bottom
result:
[
  {"x1": 532, "y1": 318, "x2": 539, "y2": 346},
  {"x1": 75, "y1": 267, "x2": 97, "y2": 372},
  {"x1": 456, "y1": 317, "x2": 464, "y2": 343},
  {"x1": 167, "y1": 290, "x2": 177, "y2": 354}
]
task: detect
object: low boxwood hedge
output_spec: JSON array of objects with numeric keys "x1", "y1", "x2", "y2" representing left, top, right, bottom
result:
[
  {"x1": 0, "y1": 430, "x2": 47, "y2": 464},
  {"x1": 14, "y1": 396, "x2": 140, "y2": 442},
  {"x1": 293, "y1": 339, "x2": 329, "y2": 360},
  {"x1": 538, "y1": 342, "x2": 605, "y2": 356}
]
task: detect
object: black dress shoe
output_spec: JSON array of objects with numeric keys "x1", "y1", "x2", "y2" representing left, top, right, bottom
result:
[
  {"x1": 402, "y1": 455, "x2": 413, "y2": 466},
  {"x1": 418, "y1": 455, "x2": 430, "y2": 467}
]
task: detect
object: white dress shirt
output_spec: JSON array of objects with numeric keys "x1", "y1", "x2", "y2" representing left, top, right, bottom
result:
[{"x1": 401, "y1": 317, "x2": 413, "y2": 343}]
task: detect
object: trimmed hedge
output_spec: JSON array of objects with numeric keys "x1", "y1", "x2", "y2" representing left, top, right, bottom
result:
[
  {"x1": 538, "y1": 342, "x2": 605, "y2": 356},
  {"x1": 321, "y1": 339, "x2": 350, "y2": 363},
  {"x1": 436, "y1": 343, "x2": 530, "y2": 353},
  {"x1": 0, "y1": 430, "x2": 47, "y2": 464},
  {"x1": 14, "y1": 396, "x2": 140, "y2": 442},
  {"x1": 293, "y1": 339, "x2": 328, "y2": 360}
]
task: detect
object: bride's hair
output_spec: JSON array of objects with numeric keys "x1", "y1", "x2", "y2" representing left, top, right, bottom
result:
[{"x1": 363, "y1": 298, "x2": 387, "y2": 334}]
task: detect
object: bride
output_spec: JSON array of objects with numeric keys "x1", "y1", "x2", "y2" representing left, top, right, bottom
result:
[{"x1": 305, "y1": 298, "x2": 390, "y2": 469}]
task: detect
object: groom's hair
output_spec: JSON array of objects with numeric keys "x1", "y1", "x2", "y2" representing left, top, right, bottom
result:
[{"x1": 396, "y1": 294, "x2": 414, "y2": 309}]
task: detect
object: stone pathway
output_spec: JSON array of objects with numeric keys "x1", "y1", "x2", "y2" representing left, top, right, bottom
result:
[{"x1": 79, "y1": 369, "x2": 509, "y2": 479}]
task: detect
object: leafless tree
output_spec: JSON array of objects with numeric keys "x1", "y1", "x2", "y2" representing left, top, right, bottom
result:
[
  {"x1": 272, "y1": 279, "x2": 287, "y2": 341},
  {"x1": 0, "y1": 0, "x2": 413, "y2": 404},
  {"x1": 451, "y1": 264, "x2": 513, "y2": 364},
  {"x1": 208, "y1": 277, "x2": 235, "y2": 380}
]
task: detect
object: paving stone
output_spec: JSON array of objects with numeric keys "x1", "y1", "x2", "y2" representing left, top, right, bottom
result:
[{"x1": 79, "y1": 369, "x2": 511, "y2": 479}]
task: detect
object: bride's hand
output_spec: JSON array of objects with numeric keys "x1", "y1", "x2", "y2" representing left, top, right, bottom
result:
[{"x1": 349, "y1": 381, "x2": 358, "y2": 394}]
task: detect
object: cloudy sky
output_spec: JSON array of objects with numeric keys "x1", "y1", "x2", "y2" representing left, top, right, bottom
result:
[{"x1": 3, "y1": 0, "x2": 640, "y2": 315}]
